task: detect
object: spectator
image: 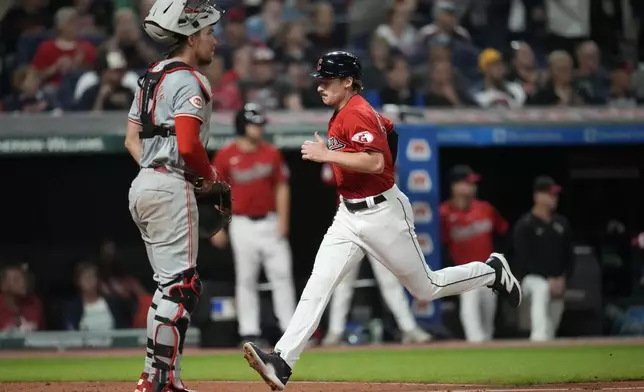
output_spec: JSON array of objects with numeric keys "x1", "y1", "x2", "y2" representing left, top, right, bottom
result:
[
  {"x1": 0, "y1": 0, "x2": 52, "y2": 57},
  {"x1": 74, "y1": 51, "x2": 135, "y2": 112},
  {"x1": 379, "y1": 57, "x2": 417, "y2": 106},
  {"x1": 216, "y1": 8, "x2": 251, "y2": 70},
  {"x1": 424, "y1": 59, "x2": 476, "y2": 107},
  {"x1": 287, "y1": 61, "x2": 326, "y2": 108},
  {"x1": 222, "y1": 45, "x2": 254, "y2": 86},
  {"x1": 504, "y1": 0, "x2": 546, "y2": 49},
  {"x1": 238, "y1": 46, "x2": 303, "y2": 110},
  {"x1": 529, "y1": 50, "x2": 585, "y2": 106},
  {"x1": 413, "y1": 40, "x2": 467, "y2": 89},
  {"x1": 361, "y1": 35, "x2": 393, "y2": 91},
  {"x1": 416, "y1": 0, "x2": 471, "y2": 53},
  {"x1": 473, "y1": 48, "x2": 526, "y2": 108},
  {"x1": 513, "y1": 176, "x2": 574, "y2": 342},
  {"x1": 3, "y1": 66, "x2": 60, "y2": 113},
  {"x1": 544, "y1": 0, "x2": 590, "y2": 54},
  {"x1": 246, "y1": 0, "x2": 284, "y2": 43},
  {"x1": 507, "y1": 41, "x2": 547, "y2": 96},
  {"x1": 96, "y1": 239, "x2": 152, "y2": 329},
  {"x1": 100, "y1": 8, "x2": 159, "y2": 70},
  {"x1": 574, "y1": 41, "x2": 610, "y2": 105},
  {"x1": 374, "y1": 2, "x2": 418, "y2": 59},
  {"x1": 205, "y1": 55, "x2": 243, "y2": 111},
  {"x1": 29, "y1": 7, "x2": 97, "y2": 90},
  {"x1": 440, "y1": 165, "x2": 509, "y2": 343},
  {"x1": 272, "y1": 19, "x2": 317, "y2": 65},
  {"x1": 415, "y1": 3, "x2": 479, "y2": 78},
  {"x1": 73, "y1": 0, "x2": 115, "y2": 36},
  {"x1": 307, "y1": 2, "x2": 346, "y2": 57},
  {"x1": 0, "y1": 264, "x2": 44, "y2": 332},
  {"x1": 283, "y1": 0, "x2": 313, "y2": 20},
  {"x1": 64, "y1": 262, "x2": 130, "y2": 331},
  {"x1": 607, "y1": 66, "x2": 643, "y2": 108},
  {"x1": 96, "y1": 239, "x2": 145, "y2": 304},
  {"x1": 73, "y1": 49, "x2": 139, "y2": 106}
]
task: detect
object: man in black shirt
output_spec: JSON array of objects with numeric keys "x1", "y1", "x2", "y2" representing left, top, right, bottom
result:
[{"x1": 513, "y1": 176, "x2": 574, "y2": 341}]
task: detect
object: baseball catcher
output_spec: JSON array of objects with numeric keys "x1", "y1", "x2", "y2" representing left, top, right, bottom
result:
[{"x1": 123, "y1": 0, "x2": 228, "y2": 391}]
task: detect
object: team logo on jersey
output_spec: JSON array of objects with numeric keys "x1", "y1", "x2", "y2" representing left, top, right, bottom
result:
[
  {"x1": 412, "y1": 201, "x2": 432, "y2": 224},
  {"x1": 407, "y1": 170, "x2": 432, "y2": 193},
  {"x1": 416, "y1": 233, "x2": 434, "y2": 255},
  {"x1": 189, "y1": 95, "x2": 203, "y2": 109},
  {"x1": 406, "y1": 139, "x2": 431, "y2": 161},
  {"x1": 327, "y1": 137, "x2": 345, "y2": 151},
  {"x1": 351, "y1": 131, "x2": 374, "y2": 144}
]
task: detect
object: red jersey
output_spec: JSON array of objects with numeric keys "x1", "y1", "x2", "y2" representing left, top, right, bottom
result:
[
  {"x1": 31, "y1": 39, "x2": 97, "y2": 86},
  {"x1": 0, "y1": 294, "x2": 44, "y2": 332},
  {"x1": 440, "y1": 200, "x2": 508, "y2": 265},
  {"x1": 213, "y1": 141, "x2": 289, "y2": 216},
  {"x1": 327, "y1": 95, "x2": 395, "y2": 199}
]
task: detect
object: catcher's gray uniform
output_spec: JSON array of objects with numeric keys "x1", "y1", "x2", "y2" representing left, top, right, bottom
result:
[
  {"x1": 127, "y1": 59, "x2": 212, "y2": 389},
  {"x1": 128, "y1": 59, "x2": 212, "y2": 283}
]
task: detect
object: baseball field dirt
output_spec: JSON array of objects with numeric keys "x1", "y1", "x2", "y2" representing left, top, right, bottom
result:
[
  {"x1": 1, "y1": 338, "x2": 643, "y2": 392},
  {"x1": 2, "y1": 380, "x2": 644, "y2": 392}
]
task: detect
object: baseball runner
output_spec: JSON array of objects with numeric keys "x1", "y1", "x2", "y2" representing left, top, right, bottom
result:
[
  {"x1": 241, "y1": 51, "x2": 523, "y2": 391},
  {"x1": 319, "y1": 163, "x2": 432, "y2": 346},
  {"x1": 211, "y1": 103, "x2": 296, "y2": 346},
  {"x1": 124, "y1": 1, "x2": 231, "y2": 391}
]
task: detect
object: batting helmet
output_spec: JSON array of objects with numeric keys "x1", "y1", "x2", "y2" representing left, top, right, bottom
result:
[
  {"x1": 310, "y1": 51, "x2": 362, "y2": 80},
  {"x1": 235, "y1": 103, "x2": 267, "y2": 136},
  {"x1": 143, "y1": 0, "x2": 225, "y2": 47}
]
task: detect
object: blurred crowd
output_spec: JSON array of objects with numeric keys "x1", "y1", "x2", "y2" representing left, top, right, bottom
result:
[
  {"x1": 0, "y1": 239, "x2": 151, "y2": 333},
  {"x1": 2, "y1": 0, "x2": 644, "y2": 115}
]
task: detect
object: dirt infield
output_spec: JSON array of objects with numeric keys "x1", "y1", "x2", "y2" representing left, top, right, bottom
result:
[{"x1": 2, "y1": 381, "x2": 644, "y2": 392}]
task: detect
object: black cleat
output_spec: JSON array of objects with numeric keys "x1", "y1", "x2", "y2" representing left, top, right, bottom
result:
[
  {"x1": 242, "y1": 342, "x2": 292, "y2": 391},
  {"x1": 486, "y1": 252, "x2": 522, "y2": 307}
]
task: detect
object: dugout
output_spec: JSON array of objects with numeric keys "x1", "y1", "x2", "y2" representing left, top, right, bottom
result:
[{"x1": 0, "y1": 109, "x2": 643, "y2": 345}]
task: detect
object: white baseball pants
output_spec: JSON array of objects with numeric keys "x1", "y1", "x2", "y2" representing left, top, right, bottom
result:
[
  {"x1": 522, "y1": 275, "x2": 564, "y2": 341},
  {"x1": 459, "y1": 287, "x2": 497, "y2": 342},
  {"x1": 275, "y1": 185, "x2": 497, "y2": 368},
  {"x1": 229, "y1": 213, "x2": 296, "y2": 337}
]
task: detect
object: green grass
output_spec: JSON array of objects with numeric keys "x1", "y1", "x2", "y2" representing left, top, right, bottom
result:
[{"x1": 1, "y1": 345, "x2": 643, "y2": 384}]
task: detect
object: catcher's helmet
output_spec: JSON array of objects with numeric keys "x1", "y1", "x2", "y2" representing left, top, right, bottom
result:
[
  {"x1": 310, "y1": 51, "x2": 362, "y2": 80},
  {"x1": 143, "y1": 0, "x2": 225, "y2": 46},
  {"x1": 235, "y1": 103, "x2": 267, "y2": 136}
]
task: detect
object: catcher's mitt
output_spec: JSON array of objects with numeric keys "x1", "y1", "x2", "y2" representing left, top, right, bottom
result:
[{"x1": 194, "y1": 178, "x2": 232, "y2": 239}]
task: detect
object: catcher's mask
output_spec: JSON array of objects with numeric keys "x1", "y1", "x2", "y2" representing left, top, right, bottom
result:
[{"x1": 143, "y1": 0, "x2": 225, "y2": 48}]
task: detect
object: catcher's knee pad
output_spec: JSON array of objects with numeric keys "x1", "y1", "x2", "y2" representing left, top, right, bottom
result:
[{"x1": 152, "y1": 269, "x2": 201, "y2": 388}]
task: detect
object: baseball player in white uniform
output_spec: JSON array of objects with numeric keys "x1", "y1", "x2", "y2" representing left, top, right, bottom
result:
[
  {"x1": 241, "y1": 51, "x2": 523, "y2": 391},
  {"x1": 124, "y1": 1, "x2": 226, "y2": 391},
  {"x1": 319, "y1": 164, "x2": 432, "y2": 346},
  {"x1": 211, "y1": 104, "x2": 296, "y2": 346}
]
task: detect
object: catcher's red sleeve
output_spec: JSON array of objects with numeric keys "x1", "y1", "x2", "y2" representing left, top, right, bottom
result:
[{"x1": 176, "y1": 116, "x2": 215, "y2": 181}]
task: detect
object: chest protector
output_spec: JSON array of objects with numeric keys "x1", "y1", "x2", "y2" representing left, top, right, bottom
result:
[{"x1": 138, "y1": 61, "x2": 211, "y2": 139}]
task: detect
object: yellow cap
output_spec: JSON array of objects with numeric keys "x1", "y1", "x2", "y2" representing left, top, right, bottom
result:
[{"x1": 478, "y1": 48, "x2": 502, "y2": 71}]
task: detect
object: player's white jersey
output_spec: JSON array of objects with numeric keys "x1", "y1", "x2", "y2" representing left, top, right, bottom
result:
[{"x1": 128, "y1": 59, "x2": 213, "y2": 173}]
